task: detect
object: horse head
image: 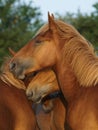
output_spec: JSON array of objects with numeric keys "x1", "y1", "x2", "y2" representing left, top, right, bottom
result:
[
  {"x1": 26, "y1": 69, "x2": 59, "y2": 112},
  {"x1": 9, "y1": 13, "x2": 62, "y2": 79}
]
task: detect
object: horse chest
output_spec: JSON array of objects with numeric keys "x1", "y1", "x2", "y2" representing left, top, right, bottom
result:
[{"x1": 67, "y1": 92, "x2": 98, "y2": 130}]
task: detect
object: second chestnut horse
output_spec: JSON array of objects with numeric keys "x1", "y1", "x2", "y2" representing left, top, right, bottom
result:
[{"x1": 26, "y1": 69, "x2": 66, "y2": 130}]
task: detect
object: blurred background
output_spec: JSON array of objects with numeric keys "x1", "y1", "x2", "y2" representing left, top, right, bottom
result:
[{"x1": 0, "y1": 0, "x2": 98, "y2": 65}]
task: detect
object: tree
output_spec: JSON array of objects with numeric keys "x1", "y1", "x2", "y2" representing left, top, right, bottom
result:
[
  {"x1": 0, "y1": 0, "x2": 43, "y2": 65},
  {"x1": 56, "y1": 2, "x2": 98, "y2": 53}
]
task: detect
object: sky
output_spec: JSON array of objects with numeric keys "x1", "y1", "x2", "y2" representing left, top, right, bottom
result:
[{"x1": 31, "y1": 0, "x2": 97, "y2": 21}]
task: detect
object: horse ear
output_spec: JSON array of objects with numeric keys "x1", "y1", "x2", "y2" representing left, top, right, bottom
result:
[
  {"x1": 48, "y1": 12, "x2": 57, "y2": 32},
  {"x1": 51, "y1": 13, "x2": 54, "y2": 19},
  {"x1": 8, "y1": 48, "x2": 16, "y2": 56}
]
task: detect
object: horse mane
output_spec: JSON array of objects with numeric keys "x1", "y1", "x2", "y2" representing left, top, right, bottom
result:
[
  {"x1": 36, "y1": 20, "x2": 98, "y2": 87},
  {"x1": 63, "y1": 37, "x2": 98, "y2": 87},
  {"x1": 0, "y1": 57, "x2": 26, "y2": 90}
]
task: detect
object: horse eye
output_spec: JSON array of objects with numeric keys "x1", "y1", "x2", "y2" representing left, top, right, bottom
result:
[{"x1": 35, "y1": 40, "x2": 42, "y2": 45}]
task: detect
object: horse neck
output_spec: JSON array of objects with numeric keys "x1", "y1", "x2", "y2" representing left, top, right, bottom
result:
[
  {"x1": 53, "y1": 35, "x2": 98, "y2": 101},
  {"x1": 0, "y1": 79, "x2": 21, "y2": 107},
  {"x1": 54, "y1": 59, "x2": 80, "y2": 102}
]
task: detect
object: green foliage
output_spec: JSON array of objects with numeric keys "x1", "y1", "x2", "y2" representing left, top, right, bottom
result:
[
  {"x1": 56, "y1": 2, "x2": 98, "y2": 53},
  {"x1": 0, "y1": 0, "x2": 43, "y2": 65}
]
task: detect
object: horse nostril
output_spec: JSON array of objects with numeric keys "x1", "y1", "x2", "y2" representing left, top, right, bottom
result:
[{"x1": 9, "y1": 62, "x2": 16, "y2": 71}]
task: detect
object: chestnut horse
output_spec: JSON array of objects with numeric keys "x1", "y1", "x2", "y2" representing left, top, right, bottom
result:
[
  {"x1": 9, "y1": 13, "x2": 98, "y2": 130},
  {"x1": 26, "y1": 69, "x2": 66, "y2": 130},
  {"x1": 0, "y1": 63, "x2": 38, "y2": 130}
]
